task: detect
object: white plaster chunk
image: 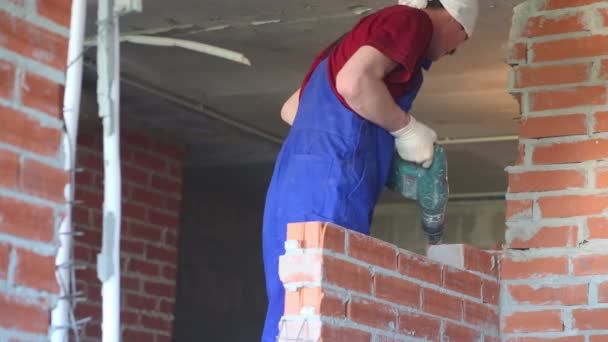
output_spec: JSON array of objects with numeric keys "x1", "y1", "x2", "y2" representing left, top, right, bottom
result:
[{"x1": 426, "y1": 244, "x2": 464, "y2": 269}]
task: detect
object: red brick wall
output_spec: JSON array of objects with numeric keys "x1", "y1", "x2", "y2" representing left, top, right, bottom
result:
[
  {"x1": 278, "y1": 222, "x2": 501, "y2": 341},
  {"x1": 73, "y1": 130, "x2": 184, "y2": 341},
  {"x1": 0, "y1": 1, "x2": 71, "y2": 340},
  {"x1": 503, "y1": 0, "x2": 608, "y2": 339}
]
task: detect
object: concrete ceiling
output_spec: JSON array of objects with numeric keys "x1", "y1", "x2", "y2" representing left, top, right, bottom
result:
[{"x1": 80, "y1": 0, "x2": 522, "y2": 195}]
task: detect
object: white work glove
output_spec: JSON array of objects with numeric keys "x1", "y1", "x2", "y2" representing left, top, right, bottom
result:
[{"x1": 390, "y1": 116, "x2": 438, "y2": 168}]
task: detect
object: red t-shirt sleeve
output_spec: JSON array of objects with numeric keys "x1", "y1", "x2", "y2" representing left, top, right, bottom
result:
[{"x1": 364, "y1": 7, "x2": 433, "y2": 82}]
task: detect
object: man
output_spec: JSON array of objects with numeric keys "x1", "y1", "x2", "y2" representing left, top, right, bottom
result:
[{"x1": 261, "y1": 0, "x2": 478, "y2": 340}]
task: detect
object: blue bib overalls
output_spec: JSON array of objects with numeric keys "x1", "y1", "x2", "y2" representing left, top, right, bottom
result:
[{"x1": 260, "y1": 57, "x2": 429, "y2": 341}]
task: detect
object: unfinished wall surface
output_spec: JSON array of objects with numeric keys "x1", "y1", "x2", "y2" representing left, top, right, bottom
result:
[
  {"x1": 372, "y1": 200, "x2": 506, "y2": 255},
  {"x1": 278, "y1": 222, "x2": 500, "y2": 342},
  {"x1": 173, "y1": 163, "x2": 270, "y2": 342},
  {"x1": 0, "y1": 1, "x2": 70, "y2": 341},
  {"x1": 73, "y1": 130, "x2": 184, "y2": 341},
  {"x1": 503, "y1": 0, "x2": 608, "y2": 339}
]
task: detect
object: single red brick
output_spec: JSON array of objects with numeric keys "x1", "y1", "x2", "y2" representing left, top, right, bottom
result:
[
  {"x1": 0, "y1": 196, "x2": 54, "y2": 242},
  {"x1": 141, "y1": 314, "x2": 172, "y2": 332},
  {"x1": 123, "y1": 202, "x2": 146, "y2": 221},
  {"x1": 443, "y1": 266, "x2": 483, "y2": 298},
  {"x1": 587, "y1": 217, "x2": 608, "y2": 240},
  {"x1": 515, "y1": 144, "x2": 526, "y2": 166},
  {"x1": 162, "y1": 265, "x2": 176, "y2": 280},
  {"x1": 0, "y1": 243, "x2": 9, "y2": 280},
  {"x1": 75, "y1": 302, "x2": 101, "y2": 323},
  {"x1": 0, "y1": 10, "x2": 68, "y2": 69},
  {"x1": 122, "y1": 328, "x2": 155, "y2": 341},
  {"x1": 595, "y1": 167, "x2": 608, "y2": 188},
  {"x1": 0, "y1": 294, "x2": 50, "y2": 334},
  {"x1": 0, "y1": 149, "x2": 19, "y2": 189},
  {"x1": 144, "y1": 281, "x2": 175, "y2": 298},
  {"x1": 398, "y1": 311, "x2": 440, "y2": 341},
  {"x1": 482, "y1": 279, "x2": 500, "y2": 306},
  {"x1": 130, "y1": 187, "x2": 164, "y2": 209},
  {"x1": 36, "y1": 0, "x2": 71, "y2": 27},
  {"x1": 159, "y1": 299, "x2": 174, "y2": 315},
  {"x1": 506, "y1": 200, "x2": 533, "y2": 221},
  {"x1": 374, "y1": 273, "x2": 420, "y2": 309},
  {"x1": 504, "y1": 310, "x2": 564, "y2": 333},
  {"x1": 0, "y1": 60, "x2": 15, "y2": 99},
  {"x1": 507, "y1": 337, "x2": 585, "y2": 342},
  {"x1": 572, "y1": 254, "x2": 608, "y2": 275},
  {"x1": 320, "y1": 324, "x2": 371, "y2": 342},
  {"x1": 14, "y1": 249, "x2": 57, "y2": 293},
  {"x1": 398, "y1": 250, "x2": 442, "y2": 285},
  {"x1": 539, "y1": 195, "x2": 608, "y2": 218},
  {"x1": 125, "y1": 293, "x2": 158, "y2": 311},
  {"x1": 348, "y1": 295, "x2": 397, "y2": 331},
  {"x1": 0, "y1": 105, "x2": 62, "y2": 156},
  {"x1": 146, "y1": 245, "x2": 177, "y2": 262},
  {"x1": 421, "y1": 288, "x2": 462, "y2": 320},
  {"x1": 463, "y1": 245, "x2": 499, "y2": 278},
  {"x1": 122, "y1": 164, "x2": 149, "y2": 185},
  {"x1": 594, "y1": 112, "x2": 608, "y2": 133},
  {"x1": 573, "y1": 308, "x2": 608, "y2": 329},
  {"x1": 522, "y1": 13, "x2": 586, "y2": 38},
  {"x1": 121, "y1": 309, "x2": 139, "y2": 325},
  {"x1": 516, "y1": 65, "x2": 589, "y2": 90},
  {"x1": 463, "y1": 300, "x2": 498, "y2": 332},
  {"x1": 20, "y1": 72, "x2": 63, "y2": 118},
  {"x1": 529, "y1": 86, "x2": 606, "y2": 112},
  {"x1": 509, "y1": 225, "x2": 578, "y2": 248},
  {"x1": 165, "y1": 230, "x2": 178, "y2": 246},
  {"x1": 443, "y1": 322, "x2": 481, "y2": 341},
  {"x1": 303, "y1": 222, "x2": 345, "y2": 253},
  {"x1": 120, "y1": 239, "x2": 145, "y2": 255},
  {"x1": 534, "y1": 140, "x2": 608, "y2": 164},
  {"x1": 75, "y1": 187, "x2": 103, "y2": 209},
  {"x1": 532, "y1": 35, "x2": 608, "y2": 63},
  {"x1": 285, "y1": 287, "x2": 348, "y2": 318},
  {"x1": 509, "y1": 169, "x2": 585, "y2": 193},
  {"x1": 127, "y1": 258, "x2": 160, "y2": 277},
  {"x1": 148, "y1": 209, "x2": 179, "y2": 229},
  {"x1": 150, "y1": 174, "x2": 182, "y2": 196},
  {"x1": 324, "y1": 256, "x2": 372, "y2": 294},
  {"x1": 508, "y1": 284, "x2": 588, "y2": 305},
  {"x1": 501, "y1": 256, "x2": 568, "y2": 279},
  {"x1": 599, "y1": 282, "x2": 608, "y2": 303},
  {"x1": 506, "y1": 42, "x2": 527, "y2": 65},
  {"x1": 126, "y1": 222, "x2": 163, "y2": 241},
  {"x1": 590, "y1": 335, "x2": 608, "y2": 342},
  {"x1": 348, "y1": 232, "x2": 397, "y2": 270},
  {"x1": 20, "y1": 158, "x2": 68, "y2": 203},
  {"x1": 121, "y1": 275, "x2": 141, "y2": 292}
]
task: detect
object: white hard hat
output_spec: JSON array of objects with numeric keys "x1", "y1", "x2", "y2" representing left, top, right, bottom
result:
[{"x1": 398, "y1": 0, "x2": 479, "y2": 37}]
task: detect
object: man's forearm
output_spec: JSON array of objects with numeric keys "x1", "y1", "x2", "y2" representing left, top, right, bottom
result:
[{"x1": 336, "y1": 71, "x2": 410, "y2": 132}]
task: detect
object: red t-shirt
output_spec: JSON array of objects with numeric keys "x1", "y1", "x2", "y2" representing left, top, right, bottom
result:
[{"x1": 300, "y1": 5, "x2": 433, "y2": 107}]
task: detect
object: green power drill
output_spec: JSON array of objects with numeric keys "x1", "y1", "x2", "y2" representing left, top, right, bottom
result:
[{"x1": 386, "y1": 145, "x2": 449, "y2": 245}]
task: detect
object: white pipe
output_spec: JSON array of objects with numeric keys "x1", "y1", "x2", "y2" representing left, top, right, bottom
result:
[
  {"x1": 120, "y1": 35, "x2": 251, "y2": 65},
  {"x1": 96, "y1": 0, "x2": 121, "y2": 341},
  {"x1": 84, "y1": 34, "x2": 251, "y2": 66},
  {"x1": 51, "y1": 0, "x2": 87, "y2": 340},
  {"x1": 438, "y1": 135, "x2": 518, "y2": 145}
]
